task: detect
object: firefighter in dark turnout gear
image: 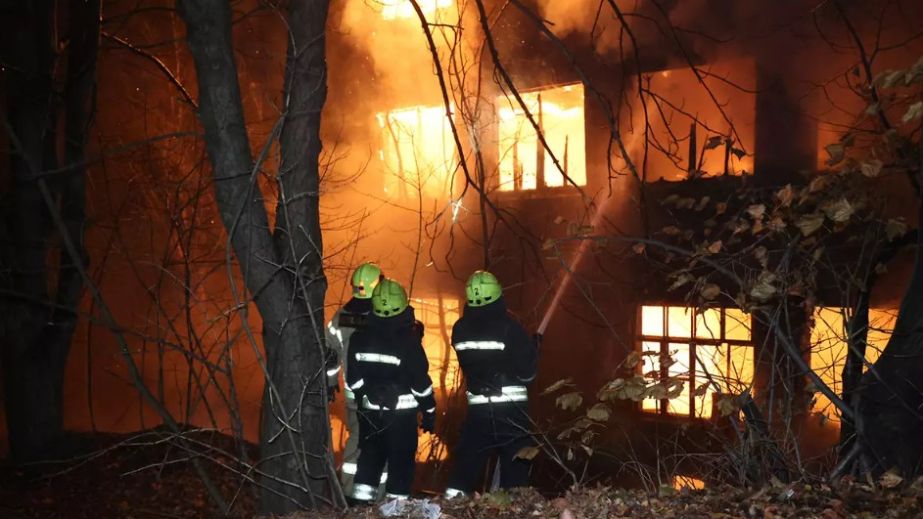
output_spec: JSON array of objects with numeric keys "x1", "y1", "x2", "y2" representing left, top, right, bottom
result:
[
  {"x1": 326, "y1": 262, "x2": 383, "y2": 495},
  {"x1": 445, "y1": 271, "x2": 538, "y2": 498},
  {"x1": 345, "y1": 278, "x2": 436, "y2": 503}
]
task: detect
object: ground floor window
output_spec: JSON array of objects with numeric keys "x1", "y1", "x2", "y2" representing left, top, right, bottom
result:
[
  {"x1": 809, "y1": 307, "x2": 895, "y2": 425},
  {"x1": 639, "y1": 305, "x2": 754, "y2": 419}
]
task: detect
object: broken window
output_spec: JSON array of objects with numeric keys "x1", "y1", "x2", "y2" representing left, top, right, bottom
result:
[
  {"x1": 379, "y1": 0, "x2": 454, "y2": 21},
  {"x1": 378, "y1": 105, "x2": 456, "y2": 199},
  {"x1": 809, "y1": 307, "x2": 895, "y2": 425},
  {"x1": 497, "y1": 83, "x2": 586, "y2": 192},
  {"x1": 412, "y1": 296, "x2": 462, "y2": 394},
  {"x1": 617, "y1": 60, "x2": 756, "y2": 181},
  {"x1": 639, "y1": 305, "x2": 754, "y2": 419}
]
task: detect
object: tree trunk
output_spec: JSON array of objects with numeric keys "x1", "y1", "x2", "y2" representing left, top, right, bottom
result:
[
  {"x1": 857, "y1": 193, "x2": 923, "y2": 476},
  {"x1": 179, "y1": 0, "x2": 338, "y2": 512},
  {"x1": 1, "y1": 0, "x2": 97, "y2": 463}
]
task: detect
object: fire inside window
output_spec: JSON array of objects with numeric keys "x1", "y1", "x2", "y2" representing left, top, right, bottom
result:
[
  {"x1": 378, "y1": 105, "x2": 456, "y2": 199},
  {"x1": 412, "y1": 296, "x2": 462, "y2": 394},
  {"x1": 380, "y1": 0, "x2": 453, "y2": 20},
  {"x1": 809, "y1": 307, "x2": 895, "y2": 425},
  {"x1": 497, "y1": 83, "x2": 586, "y2": 192},
  {"x1": 639, "y1": 305, "x2": 753, "y2": 419}
]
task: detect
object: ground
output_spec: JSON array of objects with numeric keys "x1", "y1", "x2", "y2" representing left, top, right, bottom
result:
[{"x1": 1, "y1": 431, "x2": 922, "y2": 518}]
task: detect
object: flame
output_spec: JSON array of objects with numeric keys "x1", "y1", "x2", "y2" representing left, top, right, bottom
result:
[
  {"x1": 412, "y1": 297, "x2": 462, "y2": 393},
  {"x1": 380, "y1": 0, "x2": 454, "y2": 21},
  {"x1": 673, "y1": 474, "x2": 705, "y2": 490},
  {"x1": 378, "y1": 105, "x2": 457, "y2": 199},
  {"x1": 640, "y1": 305, "x2": 753, "y2": 419},
  {"x1": 498, "y1": 83, "x2": 587, "y2": 191},
  {"x1": 810, "y1": 307, "x2": 895, "y2": 424}
]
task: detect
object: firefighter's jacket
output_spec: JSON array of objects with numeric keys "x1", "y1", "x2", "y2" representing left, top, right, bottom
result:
[
  {"x1": 325, "y1": 298, "x2": 373, "y2": 398},
  {"x1": 345, "y1": 306, "x2": 436, "y2": 414},
  {"x1": 451, "y1": 297, "x2": 537, "y2": 405}
]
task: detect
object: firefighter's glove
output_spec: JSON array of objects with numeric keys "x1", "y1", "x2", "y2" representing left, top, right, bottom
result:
[{"x1": 420, "y1": 410, "x2": 436, "y2": 434}]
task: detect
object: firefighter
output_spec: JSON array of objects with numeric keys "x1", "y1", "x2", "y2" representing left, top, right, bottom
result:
[
  {"x1": 444, "y1": 270, "x2": 538, "y2": 498},
  {"x1": 325, "y1": 262, "x2": 384, "y2": 495},
  {"x1": 345, "y1": 278, "x2": 437, "y2": 503}
]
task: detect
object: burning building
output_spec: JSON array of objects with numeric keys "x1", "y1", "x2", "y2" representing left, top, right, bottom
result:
[{"x1": 2, "y1": 0, "x2": 920, "y2": 503}]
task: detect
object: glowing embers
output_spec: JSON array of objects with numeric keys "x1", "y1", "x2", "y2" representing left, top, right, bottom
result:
[
  {"x1": 378, "y1": 105, "x2": 456, "y2": 199},
  {"x1": 809, "y1": 307, "x2": 895, "y2": 425},
  {"x1": 639, "y1": 306, "x2": 753, "y2": 419},
  {"x1": 498, "y1": 83, "x2": 586, "y2": 192},
  {"x1": 379, "y1": 0, "x2": 453, "y2": 21},
  {"x1": 412, "y1": 296, "x2": 462, "y2": 393}
]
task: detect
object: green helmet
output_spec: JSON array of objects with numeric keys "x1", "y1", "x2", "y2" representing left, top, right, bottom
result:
[
  {"x1": 372, "y1": 278, "x2": 409, "y2": 317},
  {"x1": 466, "y1": 270, "x2": 502, "y2": 307},
  {"x1": 351, "y1": 262, "x2": 382, "y2": 299}
]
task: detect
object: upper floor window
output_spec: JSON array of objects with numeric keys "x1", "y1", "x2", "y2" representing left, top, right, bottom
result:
[
  {"x1": 639, "y1": 305, "x2": 753, "y2": 419},
  {"x1": 378, "y1": 105, "x2": 456, "y2": 199},
  {"x1": 809, "y1": 307, "x2": 895, "y2": 425},
  {"x1": 497, "y1": 83, "x2": 586, "y2": 192}
]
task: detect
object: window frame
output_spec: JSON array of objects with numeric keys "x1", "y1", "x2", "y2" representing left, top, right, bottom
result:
[
  {"x1": 637, "y1": 305, "x2": 753, "y2": 420},
  {"x1": 495, "y1": 82, "x2": 587, "y2": 194}
]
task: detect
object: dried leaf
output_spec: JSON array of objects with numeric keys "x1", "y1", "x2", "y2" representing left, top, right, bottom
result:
[
  {"x1": 886, "y1": 218, "x2": 907, "y2": 241},
  {"x1": 632, "y1": 242, "x2": 646, "y2": 254},
  {"x1": 542, "y1": 377, "x2": 573, "y2": 395},
  {"x1": 542, "y1": 238, "x2": 556, "y2": 251},
  {"x1": 750, "y1": 271, "x2": 778, "y2": 302},
  {"x1": 662, "y1": 225, "x2": 681, "y2": 236},
  {"x1": 747, "y1": 204, "x2": 766, "y2": 220},
  {"x1": 716, "y1": 395, "x2": 739, "y2": 417},
  {"x1": 693, "y1": 383, "x2": 711, "y2": 397},
  {"x1": 669, "y1": 273, "x2": 695, "y2": 291},
  {"x1": 824, "y1": 198, "x2": 854, "y2": 223},
  {"x1": 768, "y1": 216, "x2": 786, "y2": 233},
  {"x1": 730, "y1": 147, "x2": 746, "y2": 159},
  {"x1": 695, "y1": 196, "x2": 710, "y2": 211},
  {"x1": 825, "y1": 143, "x2": 845, "y2": 166},
  {"x1": 624, "y1": 351, "x2": 641, "y2": 369},
  {"x1": 586, "y1": 403, "x2": 611, "y2": 422},
  {"x1": 677, "y1": 197, "x2": 696, "y2": 210},
  {"x1": 704, "y1": 135, "x2": 723, "y2": 150},
  {"x1": 553, "y1": 215, "x2": 566, "y2": 225},
  {"x1": 645, "y1": 384, "x2": 668, "y2": 400},
  {"x1": 706, "y1": 240, "x2": 723, "y2": 254},
  {"x1": 860, "y1": 159, "x2": 883, "y2": 178},
  {"x1": 715, "y1": 202, "x2": 728, "y2": 216},
  {"x1": 880, "y1": 469, "x2": 903, "y2": 489},
  {"x1": 515, "y1": 445, "x2": 540, "y2": 461},
  {"x1": 700, "y1": 283, "x2": 721, "y2": 301},
  {"x1": 797, "y1": 213, "x2": 825, "y2": 236},
  {"x1": 775, "y1": 184, "x2": 794, "y2": 207},
  {"x1": 903, "y1": 101, "x2": 923, "y2": 123},
  {"x1": 555, "y1": 391, "x2": 583, "y2": 411},
  {"x1": 754, "y1": 246, "x2": 769, "y2": 267}
]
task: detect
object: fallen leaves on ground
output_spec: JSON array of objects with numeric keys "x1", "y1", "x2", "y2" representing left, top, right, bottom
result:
[{"x1": 305, "y1": 482, "x2": 923, "y2": 519}]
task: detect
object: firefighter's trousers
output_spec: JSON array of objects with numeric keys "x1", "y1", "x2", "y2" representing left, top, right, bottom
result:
[
  {"x1": 351, "y1": 408, "x2": 418, "y2": 501},
  {"x1": 341, "y1": 398, "x2": 388, "y2": 498},
  {"x1": 446, "y1": 401, "x2": 532, "y2": 495}
]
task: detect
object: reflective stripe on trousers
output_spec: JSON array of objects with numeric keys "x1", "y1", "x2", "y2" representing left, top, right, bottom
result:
[
  {"x1": 341, "y1": 462, "x2": 388, "y2": 483},
  {"x1": 361, "y1": 393, "x2": 418, "y2": 410},
  {"x1": 352, "y1": 483, "x2": 376, "y2": 501},
  {"x1": 466, "y1": 385, "x2": 528, "y2": 405}
]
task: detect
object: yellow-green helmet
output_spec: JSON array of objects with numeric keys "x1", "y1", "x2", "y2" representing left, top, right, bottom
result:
[
  {"x1": 466, "y1": 270, "x2": 502, "y2": 307},
  {"x1": 351, "y1": 262, "x2": 382, "y2": 299},
  {"x1": 372, "y1": 278, "x2": 409, "y2": 317}
]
